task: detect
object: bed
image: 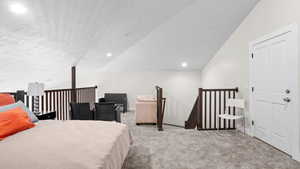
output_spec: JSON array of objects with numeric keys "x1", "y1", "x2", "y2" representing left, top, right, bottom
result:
[{"x1": 0, "y1": 120, "x2": 131, "y2": 169}]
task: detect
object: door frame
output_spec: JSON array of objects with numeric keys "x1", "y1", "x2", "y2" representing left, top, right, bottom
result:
[{"x1": 249, "y1": 24, "x2": 300, "y2": 161}]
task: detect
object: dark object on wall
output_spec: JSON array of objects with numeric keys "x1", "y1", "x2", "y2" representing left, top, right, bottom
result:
[
  {"x1": 94, "y1": 103, "x2": 121, "y2": 122},
  {"x1": 185, "y1": 87, "x2": 239, "y2": 130},
  {"x1": 70, "y1": 103, "x2": 93, "y2": 120},
  {"x1": 155, "y1": 86, "x2": 166, "y2": 131},
  {"x1": 104, "y1": 93, "x2": 127, "y2": 113}
]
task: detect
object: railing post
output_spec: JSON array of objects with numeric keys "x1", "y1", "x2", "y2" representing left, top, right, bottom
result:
[
  {"x1": 15, "y1": 90, "x2": 25, "y2": 102},
  {"x1": 157, "y1": 87, "x2": 163, "y2": 131},
  {"x1": 197, "y1": 88, "x2": 203, "y2": 130},
  {"x1": 71, "y1": 66, "x2": 77, "y2": 103},
  {"x1": 235, "y1": 87, "x2": 239, "y2": 92}
]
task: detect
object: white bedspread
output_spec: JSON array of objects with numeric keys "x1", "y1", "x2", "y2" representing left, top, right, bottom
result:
[{"x1": 0, "y1": 120, "x2": 131, "y2": 169}]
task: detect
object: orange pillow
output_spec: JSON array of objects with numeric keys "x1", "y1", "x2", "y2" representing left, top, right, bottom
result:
[
  {"x1": 0, "y1": 107, "x2": 35, "y2": 140},
  {"x1": 0, "y1": 94, "x2": 15, "y2": 106}
]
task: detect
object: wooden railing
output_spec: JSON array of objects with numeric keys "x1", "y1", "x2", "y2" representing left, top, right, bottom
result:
[
  {"x1": 7, "y1": 86, "x2": 97, "y2": 120},
  {"x1": 185, "y1": 87, "x2": 239, "y2": 130}
]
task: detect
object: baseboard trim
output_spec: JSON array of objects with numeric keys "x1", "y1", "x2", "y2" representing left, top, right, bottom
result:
[
  {"x1": 136, "y1": 123, "x2": 156, "y2": 125},
  {"x1": 163, "y1": 123, "x2": 184, "y2": 128}
]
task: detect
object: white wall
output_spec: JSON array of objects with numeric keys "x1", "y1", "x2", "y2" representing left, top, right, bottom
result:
[
  {"x1": 77, "y1": 70, "x2": 201, "y2": 126},
  {"x1": 200, "y1": 0, "x2": 300, "y2": 145}
]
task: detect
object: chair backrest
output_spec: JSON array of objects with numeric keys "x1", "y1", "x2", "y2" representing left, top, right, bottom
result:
[
  {"x1": 104, "y1": 93, "x2": 127, "y2": 112},
  {"x1": 70, "y1": 103, "x2": 92, "y2": 120},
  {"x1": 98, "y1": 98, "x2": 106, "y2": 103},
  {"x1": 226, "y1": 99, "x2": 245, "y2": 109},
  {"x1": 94, "y1": 103, "x2": 118, "y2": 122}
]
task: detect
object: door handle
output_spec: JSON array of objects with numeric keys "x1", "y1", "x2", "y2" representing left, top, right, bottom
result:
[{"x1": 283, "y1": 97, "x2": 291, "y2": 103}]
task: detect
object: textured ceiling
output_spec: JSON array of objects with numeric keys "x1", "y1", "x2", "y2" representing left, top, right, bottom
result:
[
  {"x1": 0, "y1": 0, "x2": 195, "y2": 90},
  {"x1": 0, "y1": 0, "x2": 195, "y2": 63}
]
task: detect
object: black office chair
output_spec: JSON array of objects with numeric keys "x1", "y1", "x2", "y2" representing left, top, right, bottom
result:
[
  {"x1": 70, "y1": 103, "x2": 93, "y2": 120},
  {"x1": 94, "y1": 102, "x2": 120, "y2": 122}
]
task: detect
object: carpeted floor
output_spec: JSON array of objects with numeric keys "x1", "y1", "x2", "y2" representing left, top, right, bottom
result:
[{"x1": 122, "y1": 112, "x2": 300, "y2": 169}]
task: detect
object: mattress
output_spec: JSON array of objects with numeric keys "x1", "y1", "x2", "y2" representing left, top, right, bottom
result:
[{"x1": 0, "y1": 120, "x2": 131, "y2": 169}]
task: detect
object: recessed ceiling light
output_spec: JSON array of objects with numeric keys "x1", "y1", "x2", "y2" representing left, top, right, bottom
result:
[
  {"x1": 9, "y1": 2, "x2": 28, "y2": 15},
  {"x1": 181, "y1": 62, "x2": 188, "y2": 68},
  {"x1": 106, "y1": 52, "x2": 112, "y2": 58}
]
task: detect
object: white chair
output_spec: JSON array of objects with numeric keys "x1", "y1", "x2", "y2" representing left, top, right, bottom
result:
[{"x1": 218, "y1": 98, "x2": 246, "y2": 134}]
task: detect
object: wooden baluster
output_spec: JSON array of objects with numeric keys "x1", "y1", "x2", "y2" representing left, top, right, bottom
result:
[
  {"x1": 67, "y1": 90, "x2": 70, "y2": 119},
  {"x1": 53, "y1": 92, "x2": 56, "y2": 118},
  {"x1": 81, "y1": 89, "x2": 83, "y2": 102},
  {"x1": 82, "y1": 89, "x2": 84, "y2": 102},
  {"x1": 223, "y1": 91, "x2": 226, "y2": 129},
  {"x1": 77, "y1": 89, "x2": 79, "y2": 103},
  {"x1": 63, "y1": 91, "x2": 66, "y2": 120},
  {"x1": 81, "y1": 89, "x2": 84, "y2": 102},
  {"x1": 45, "y1": 92, "x2": 48, "y2": 112},
  {"x1": 233, "y1": 90, "x2": 236, "y2": 129},
  {"x1": 50, "y1": 92, "x2": 53, "y2": 112},
  {"x1": 56, "y1": 92, "x2": 59, "y2": 120},
  {"x1": 68, "y1": 90, "x2": 71, "y2": 119},
  {"x1": 41, "y1": 95, "x2": 44, "y2": 113},
  {"x1": 209, "y1": 91, "x2": 212, "y2": 129},
  {"x1": 219, "y1": 91, "x2": 222, "y2": 129},
  {"x1": 53, "y1": 92, "x2": 56, "y2": 119},
  {"x1": 76, "y1": 90, "x2": 79, "y2": 103},
  {"x1": 63, "y1": 91, "x2": 65, "y2": 120},
  {"x1": 59, "y1": 91, "x2": 62, "y2": 120},
  {"x1": 214, "y1": 91, "x2": 217, "y2": 129},
  {"x1": 61, "y1": 91, "x2": 63, "y2": 120},
  {"x1": 64, "y1": 91, "x2": 67, "y2": 120},
  {"x1": 80, "y1": 89, "x2": 82, "y2": 103},
  {"x1": 228, "y1": 91, "x2": 231, "y2": 128},
  {"x1": 204, "y1": 91, "x2": 207, "y2": 129},
  {"x1": 65, "y1": 91, "x2": 68, "y2": 120},
  {"x1": 31, "y1": 96, "x2": 34, "y2": 113}
]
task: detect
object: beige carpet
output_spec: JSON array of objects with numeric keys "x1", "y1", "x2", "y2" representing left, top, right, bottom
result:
[{"x1": 122, "y1": 112, "x2": 300, "y2": 169}]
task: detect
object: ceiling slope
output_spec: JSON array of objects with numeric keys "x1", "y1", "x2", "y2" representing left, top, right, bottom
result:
[{"x1": 99, "y1": 0, "x2": 259, "y2": 72}]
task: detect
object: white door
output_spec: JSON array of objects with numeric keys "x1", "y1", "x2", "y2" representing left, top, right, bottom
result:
[{"x1": 250, "y1": 30, "x2": 297, "y2": 155}]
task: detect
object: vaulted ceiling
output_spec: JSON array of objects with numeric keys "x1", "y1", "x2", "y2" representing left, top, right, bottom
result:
[{"x1": 0, "y1": 0, "x2": 259, "y2": 90}]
